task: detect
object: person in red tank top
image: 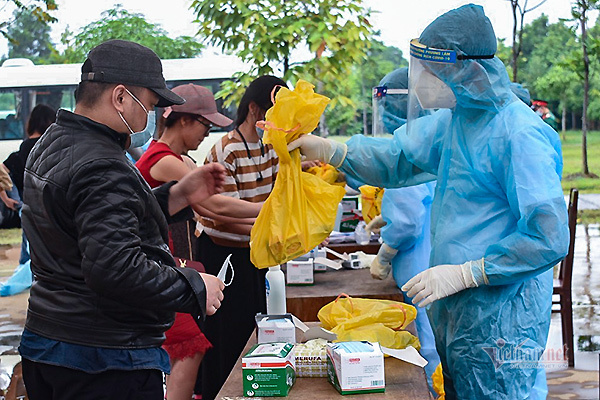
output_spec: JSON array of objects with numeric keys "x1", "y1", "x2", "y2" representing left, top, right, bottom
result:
[{"x1": 136, "y1": 84, "x2": 260, "y2": 400}]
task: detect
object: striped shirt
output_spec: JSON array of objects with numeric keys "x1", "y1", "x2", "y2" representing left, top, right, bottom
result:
[{"x1": 202, "y1": 131, "x2": 278, "y2": 246}]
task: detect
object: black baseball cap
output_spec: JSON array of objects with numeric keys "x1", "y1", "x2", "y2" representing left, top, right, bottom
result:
[{"x1": 80, "y1": 39, "x2": 185, "y2": 107}]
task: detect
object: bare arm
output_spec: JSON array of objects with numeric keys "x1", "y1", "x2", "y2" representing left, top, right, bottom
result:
[{"x1": 151, "y1": 156, "x2": 262, "y2": 218}]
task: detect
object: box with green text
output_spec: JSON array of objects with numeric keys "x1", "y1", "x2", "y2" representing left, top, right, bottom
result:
[{"x1": 242, "y1": 342, "x2": 296, "y2": 397}]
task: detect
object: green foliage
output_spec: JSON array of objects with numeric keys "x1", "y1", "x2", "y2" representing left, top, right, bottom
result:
[
  {"x1": 191, "y1": 0, "x2": 376, "y2": 111},
  {"x1": 57, "y1": 5, "x2": 203, "y2": 63},
  {"x1": 0, "y1": 0, "x2": 57, "y2": 43},
  {"x1": 6, "y1": 7, "x2": 55, "y2": 63},
  {"x1": 322, "y1": 41, "x2": 408, "y2": 135}
]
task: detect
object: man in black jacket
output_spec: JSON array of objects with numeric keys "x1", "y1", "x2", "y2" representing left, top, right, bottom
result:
[{"x1": 19, "y1": 40, "x2": 226, "y2": 400}]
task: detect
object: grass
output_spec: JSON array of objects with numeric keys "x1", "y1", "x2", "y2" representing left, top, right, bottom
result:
[
  {"x1": 331, "y1": 130, "x2": 600, "y2": 194},
  {"x1": 560, "y1": 130, "x2": 600, "y2": 194},
  {"x1": 0, "y1": 228, "x2": 21, "y2": 246},
  {"x1": 579, "y1": 209, "x2": 600, "y2": 225}
]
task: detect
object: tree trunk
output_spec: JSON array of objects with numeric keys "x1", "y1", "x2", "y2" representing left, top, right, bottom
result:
[
  {"x1": 361, "y1": 80, "x2": 368, "y2": 135},
  {"x1": 572, "y1": 112, "x2": 577, "y2": 130},
  {"x1": 511, "y1": 1, "x2": 519, "y2": 82},
  {"x1": 581, "y1": 12, "x2": 590, "y2": 176},
  {"x1": 561, "y1": 100, "x2": 567, "y2": 141},
  {"x1": 316, "y1": 80, "x2": 329, "y2": 137}
]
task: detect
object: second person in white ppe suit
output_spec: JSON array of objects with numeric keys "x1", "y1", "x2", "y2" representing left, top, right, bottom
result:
[{"x1": 288, "y1": 4, "x2": 568, "y2": 399}]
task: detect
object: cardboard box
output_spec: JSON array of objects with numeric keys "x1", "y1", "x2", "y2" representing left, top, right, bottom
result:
[
  {"x1": 256, "y1": 314, "x2": 296, "y2": 344},
  {"x1": 294, "y1": 339, "x2": 328, "y2": 378},
  {"x1": 242, "y1": 342, "x2": 296, "y2": 397},
  {"x1": 326, "y1": 341, "x2": 385, "y2": 395},
  {"x1": 341, "y1": 196, "x2": 360, "y2": 212},
  {"x1": 340, "y1": 211, "x2": 361, "y2": 232},
  {"x1": 312, "y1": 248, "x2": 327, "y2": 272},
  {"x1": 286, "y1": 260, "x2": 314, "y2": 285}
]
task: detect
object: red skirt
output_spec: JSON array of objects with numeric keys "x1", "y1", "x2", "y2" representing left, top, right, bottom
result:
[{"x1": 162, "y1": 313, "x2": 212, "y2": 361}]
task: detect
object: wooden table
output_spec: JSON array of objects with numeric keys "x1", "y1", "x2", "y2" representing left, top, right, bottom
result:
[
  {"x1": 216, "y1": 324, "x2": 431, "y2": 400},
  {"x1": 285, "y1": 267, "x2": 403, "y2": 322},
  {"x1": 326, "y1": 240, "x2": 381, "y2": 256}
]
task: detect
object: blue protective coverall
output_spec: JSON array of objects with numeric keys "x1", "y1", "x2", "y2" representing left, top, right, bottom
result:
[
  {"x1": 380, "y1": 182, "x2": 441, "y2": 391},
  {"x1": 336, "y1": 51, "x2": 568, "y2": 400}
]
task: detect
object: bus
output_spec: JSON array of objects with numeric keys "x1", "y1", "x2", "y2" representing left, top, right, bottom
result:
[{"x1": 0, "y1": 54, "x2": 248, "y2": 160}]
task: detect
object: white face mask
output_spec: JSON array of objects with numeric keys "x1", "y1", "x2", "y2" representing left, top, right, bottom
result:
[
  {"x1": 413, "y1": 70, "x2": 457, "y2": 109},
  {"x1": 118, "y1": 88, "x2": 156, "y2": 148}
]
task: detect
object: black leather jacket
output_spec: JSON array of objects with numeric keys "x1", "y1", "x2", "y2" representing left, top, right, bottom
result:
[{"x1": 22, "y1": 110, "x2": 207, "y2": 349}]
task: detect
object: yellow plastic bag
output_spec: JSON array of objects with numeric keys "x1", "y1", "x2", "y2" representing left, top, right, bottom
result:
[
  {"x1": 305, "y1": 162, "x2": 346, "y2": 187},
  {"x1": 317, "y1": 294, "x2": 420, "y2": 350},
  {"x1": 359, "y1": 185, "x2": 384, "y2": 224},
  {"x1": 250, "y1": 80, "x2": 346, "y2": 268},
  {"x1": 432, "y1": 363, "x2": 445, "y2": 400}
]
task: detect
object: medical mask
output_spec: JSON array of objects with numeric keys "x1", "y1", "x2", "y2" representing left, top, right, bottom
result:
[
  {"x1": 535, "y1": 109, "x2": 544, "y2": 117},
  {"x1": 118, "y1": 89, "x2": 156, "y2": 148},
  {"x1": 256, "y1": 126, "x2": 265, "y2": 139},
  {"x1": 413, "y1": 71, "x2": 456, "y2": 109},
  {"x1": 217, "y1": 253, "x2": 234, "y2": 286}
]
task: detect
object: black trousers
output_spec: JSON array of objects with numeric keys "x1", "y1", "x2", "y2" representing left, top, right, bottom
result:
[
  {"x1": 22, "y1": 358, "x2": 164, "y2": 400},
  {"x1": 195, "y1": 232, "x2": 266, "y2": 400}
]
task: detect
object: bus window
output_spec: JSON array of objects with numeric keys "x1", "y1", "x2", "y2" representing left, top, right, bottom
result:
[{"x1": 0, "y1": 90, "x2": 24, "y2": 140}]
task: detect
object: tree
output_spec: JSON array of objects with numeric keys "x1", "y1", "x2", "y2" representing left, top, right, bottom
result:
[
  {"x1": 0, "y1": 0, "x2": 57, "y2": 44},
  {"x1": 507, "y1": 0, "x2": 548, "y2": 81},
  {"x1": 534, "y1": 64, "x2": 580, "y2": 136},
  {"x1": 58, "y1": 6, "x2": 203, "y2": 63},
  {"x1": 6, "y1": 8, "x2": 55, "y2": 63},
  {"x1": 191, "y1": 0, "x2": 375, "y2": 117},
  {"x1": 571, "y1": 0, "x2": 599, "y2": 177},
  {"x1": 315, "y1": 42, "x2": 407, "y2": 136}
]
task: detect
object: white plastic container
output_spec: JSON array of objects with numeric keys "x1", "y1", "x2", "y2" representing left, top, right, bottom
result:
[{"x1": 265, "y1": 266, "x2": 287, "y2": 315}]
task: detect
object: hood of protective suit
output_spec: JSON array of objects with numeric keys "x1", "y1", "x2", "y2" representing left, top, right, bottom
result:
[
  {"x1": 379, "y1": 67, "x2": 409, "y2": 132},
  {"x1": 418, "y1": 4, "x2": 515, "y2": 112}
]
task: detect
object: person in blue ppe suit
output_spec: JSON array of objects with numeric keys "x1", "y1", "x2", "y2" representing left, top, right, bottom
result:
[
  {"x1": 368, "y1": 67, "x2": 440, "y2": 395},
  {"x1": 288, "y1": 4, "x2": 568, "y2": 399}
]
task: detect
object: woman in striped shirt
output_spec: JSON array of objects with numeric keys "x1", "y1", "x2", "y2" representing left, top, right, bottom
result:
[{"x1": 198, "y1": 76, "x2": 286, "y2": 400}]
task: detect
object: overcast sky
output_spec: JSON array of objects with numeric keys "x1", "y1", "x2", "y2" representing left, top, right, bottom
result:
[{"x1": 0, "y1": 0, "x2": 581, "y2": 61}]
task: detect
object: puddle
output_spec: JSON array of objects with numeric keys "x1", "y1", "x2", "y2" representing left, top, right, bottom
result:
[{"x1": 569, "y1": 224, "x2": 600, "y2": 359}]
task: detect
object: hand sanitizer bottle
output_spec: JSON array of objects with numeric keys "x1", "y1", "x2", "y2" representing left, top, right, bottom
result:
[{"x1": 265, "y1": 265, "x2": 286, "y2": 315}]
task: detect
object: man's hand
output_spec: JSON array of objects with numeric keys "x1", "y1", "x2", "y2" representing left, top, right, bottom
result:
[
  {"x1": 301, "y1": 160, "x2": 321, "y2": 170},
  {"x1": 200, "y1": 272, "x2": 225, "y2": 316},
  {"x1": 169, "y1": 163, "x2": 226, "y2": 215},
  {"x1": 0, "y1": 191, "x2": 19, "y2": 211}
]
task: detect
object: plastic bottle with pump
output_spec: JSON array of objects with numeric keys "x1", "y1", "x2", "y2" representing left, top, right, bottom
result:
[{"x1": 265, "y1": 265, "x2": 286, "y2": 314}]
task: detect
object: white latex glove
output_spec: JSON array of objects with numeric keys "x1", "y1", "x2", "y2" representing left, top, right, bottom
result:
[
  {"x1": 287, "y1": 135, "x2": 346, "y2": 167},
  {"x1": 370, "y1": 243, "x2": 398, "y2": 280},
  {"x1": 365, "y1": 215, "x2": 386, "y2": 235},
  {"x1": 401, "y1": 261, "x2": 480, "y2": 307}
]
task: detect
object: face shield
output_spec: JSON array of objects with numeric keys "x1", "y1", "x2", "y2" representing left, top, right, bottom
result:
[
  {"x1": 407, "y1": 39, "x2": 458, "y2": 136},
  {"x1": 372, "y1": 86, "x2": 409, "y2": 136}
]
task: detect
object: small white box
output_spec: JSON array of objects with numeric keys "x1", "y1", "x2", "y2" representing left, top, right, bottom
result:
[
  {"x1": 286, "y1": 260, "x2": 314, "y2": 285},
  {"x1": 311, "y1": 248, "x2": 328, "y2": 272},
  {"x1": 256, "y1": 315, "x2": 296, "y2": 344},
  {"x1": 326, "y1": 341, "x2": 385, "y2": 395}
]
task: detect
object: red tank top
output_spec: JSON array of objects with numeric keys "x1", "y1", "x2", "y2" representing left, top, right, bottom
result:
[{"x1": 135, "y1": 140, "x2": 183, "y2": 188}]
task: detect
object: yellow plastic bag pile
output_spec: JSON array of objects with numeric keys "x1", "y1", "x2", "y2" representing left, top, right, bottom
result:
[
  {"x1": 250, "y1": 80, "x2": 346, "y2": 268},
  {"x1": 305, "y1": 162, "x2": 346, "y2": 187},
  {"x1": 359, "y1": 185, "x2": 384, "y2": 224},
  {"x1": 317, "y1": 294, "x2": 420, "y2": 350}
]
